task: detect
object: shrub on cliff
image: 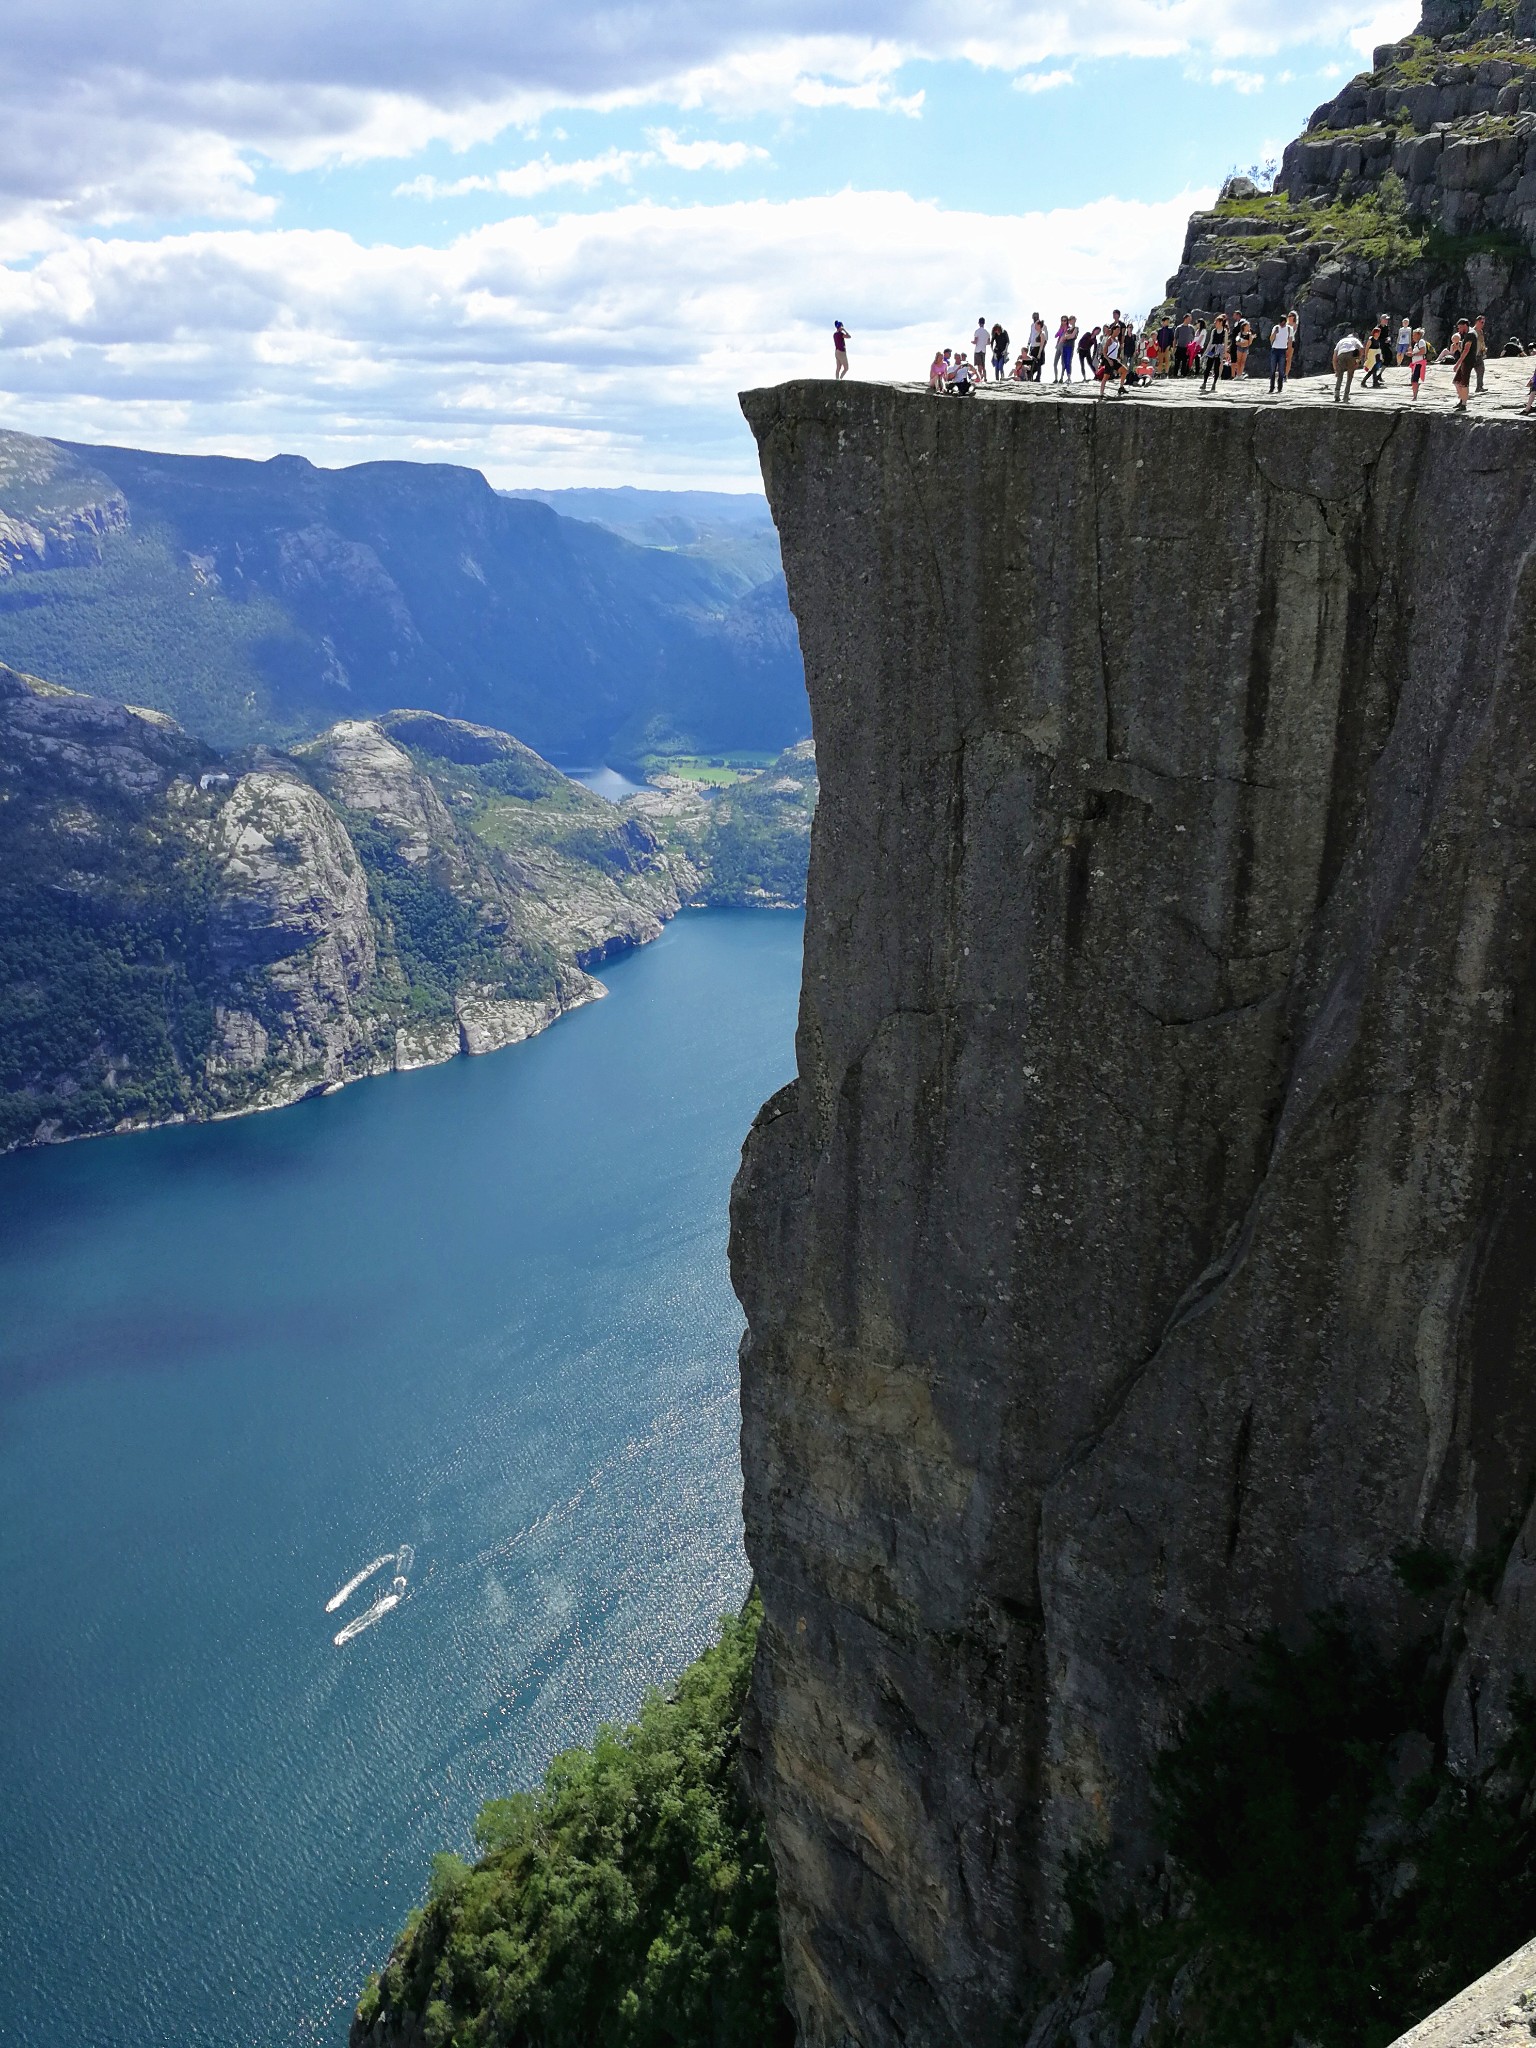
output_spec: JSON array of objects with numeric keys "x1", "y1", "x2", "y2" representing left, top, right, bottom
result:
[
  {"x1": 1082, "y1": 1616, "x2": 1536, "y2": 2048},
  {"x1": 353, "y1": 1594, "x2": 791, "y2": 2048}
]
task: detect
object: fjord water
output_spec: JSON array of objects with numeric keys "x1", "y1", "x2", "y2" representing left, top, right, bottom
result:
[{"x1": 0, "y1": 910, "x2": 803, "y2": 2048}]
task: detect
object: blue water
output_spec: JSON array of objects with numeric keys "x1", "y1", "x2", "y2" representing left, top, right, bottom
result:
[
  {"x1": 0, "y1": 910, "x2": 803, "y2": 2048},
  {"x1": 569, "y1": 765, "x2": 647, "y2": 801}
]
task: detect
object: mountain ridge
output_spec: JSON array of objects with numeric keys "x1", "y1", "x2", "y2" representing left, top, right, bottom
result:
[{"x1": 0, "y1": 430, "x2": 807, "y2": 764}]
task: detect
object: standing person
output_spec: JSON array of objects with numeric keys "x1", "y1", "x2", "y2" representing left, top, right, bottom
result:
[
  {"x1": 1053, "y1": 315, "x2": 1072, "y2": 382},
  {"x1": 1079, "y1": 325, "x2": 1098, "y2": 380},
  {"x1": 1117, "y1": 319, "x2": 1138, "y2": 394},
  {"x1": 1474, "y1": 315, "x2": 1488, "y2": 392},
  {"x1": 1268, "y1": 313, "x2": 1290, "y2": 393},
  {"x1": 1026, "y1": 312, "x2": 1047, "y2": 378},
  {"x1": 1285, "y1": 309, "x2": 1299, "y2": 379},
  {"x1": 974, "y1": 317, "x2": 989, "y2": 378},
  {"x1": 1172, "y1": 311, "x2": 1195, "y2": 377},
  {"x1": 1060, "y1": 317, "x2": 1077, "y2": 381},
  {"x1": 1155, "y1": 316, "x2": 1174, "y2": 375},
  {"x1": 1361, "y1": 325, "x2": 1380, "y2": 388},
  {"x1": 1200, "y1": 314, "x2": 1229, "y2": 392},
  {"x1": 1409, "y1": 326, "x2": 1429, "y2": 398},
  {"x1": 991, "y1": 321, "x2": 1010, "y2": 382},
  {"x1": 1096, "y1": 321, "x2": 1120, "y2": 398},
  {"x1": 1333, "y1": 328, "x2": 1364, "y2": 401},
  {"x1": 1232, "y1": 318, "x2": 1253, "y2": 380},
  {"x1": 833, "y1": 320, "x2": 851, "y2": 378},
  {"x1": 1397, "y1": 313, "x2": 1413, "y2": 367},
  {"x1": 1450, "y1": 316, "x2": 1477, "y2": 408}
]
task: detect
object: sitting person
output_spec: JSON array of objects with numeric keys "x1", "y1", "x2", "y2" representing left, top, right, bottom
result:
[{"x1": 928, "y1": 350, "x2": 949, "y2": 391}]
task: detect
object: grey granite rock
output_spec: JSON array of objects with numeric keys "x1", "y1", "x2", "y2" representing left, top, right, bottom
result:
[
  {"x1": 731, "y1": 376, "x2": 1536, "y2": 2046},
  {"x1": 1388, "y1": 1936, "x2": 1536, "y2": 2045}
]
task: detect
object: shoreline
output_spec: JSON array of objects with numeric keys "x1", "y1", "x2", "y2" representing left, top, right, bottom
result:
[{"x1": 0, "y1": 902, "x2": 807, "y2": 1160}]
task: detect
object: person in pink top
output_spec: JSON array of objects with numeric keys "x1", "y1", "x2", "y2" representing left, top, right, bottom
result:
[{"x1": 833, "y1": 321, "x2": 851, "y2": 379}]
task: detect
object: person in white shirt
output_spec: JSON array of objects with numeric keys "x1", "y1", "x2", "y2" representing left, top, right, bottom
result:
[
  {"x1": 974, "y1": 319, "x2": 989, "y2": 379},
  {"x1": 1333, "y1": 330, "x2": 1365, "y2": 402},
  {"x1": 1268, "y1": 318, "x2": 1290, "y2": 394},
  {"x1": 1397, "y1": 316, "x2": 1412, "y2": 364}
]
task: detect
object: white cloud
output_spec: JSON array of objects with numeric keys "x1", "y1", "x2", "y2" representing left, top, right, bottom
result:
[
  {"x1": 395, "y1": 136, "x2": 769, "y2": 203},
  {"x1": 0, "y1": 0, "x2": 1416, "y2": 230},
  {"x1": 1210, "y1": 67, "x2": 1269, "y2": 91},
  {"x1": 1012, "y1": 68, "x2": 1075, "y2": 91},
  {"x1": 397, "y1": 151, "x2": 644, "y2": 200},
  {"x1": 648, "y1": 129, "x2": 771, "y2": 171},
  {"x1": 0, "y1": 187, "x2": 1209, "y2": 486}
]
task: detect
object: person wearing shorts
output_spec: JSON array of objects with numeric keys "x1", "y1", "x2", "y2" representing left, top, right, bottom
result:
[
  {"x1": 833, "y1": 320, "x2": 851, "y2": 379},
  {"x1": 1409, "y1": 329, "x2": 1428, "y2": 398}
]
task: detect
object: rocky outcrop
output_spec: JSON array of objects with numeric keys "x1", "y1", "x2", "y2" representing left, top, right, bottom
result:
[
  {"x1": 1164, "y1": 0, "x2": 1536, "y2": 367},
  {"x1": 731, "y1": 379, "x2": 1536, "y2": 2045},
  {"x1": 0, "y1": 431, "x2": 127, "y2": 576},
  {"x1": 623, "y1": 738, "x2": 818, "y2": 909}
]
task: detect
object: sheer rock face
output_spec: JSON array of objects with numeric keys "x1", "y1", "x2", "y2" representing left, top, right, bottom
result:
[{"x1": 730, "y1": 380, "x2": 1536, "y2": 2047}]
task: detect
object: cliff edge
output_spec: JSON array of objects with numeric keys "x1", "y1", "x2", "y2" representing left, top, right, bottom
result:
[{"x1": 732, "y1": 379, "x2": 1536, "y2": 2044}]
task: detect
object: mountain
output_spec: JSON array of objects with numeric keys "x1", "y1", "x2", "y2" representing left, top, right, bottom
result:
[
  {"x1": 1163, "y1": 0, "x2": 1536, "y2": 367},
  {"x1": 0, "y1": 663, "x2": 814, "y2": 1153},
  {"x1": 505, "y1": 486, "x2": 784, "y2": 591},
  {"x1": 0, "y1": 432, "x2": 806, "y2": 766}
]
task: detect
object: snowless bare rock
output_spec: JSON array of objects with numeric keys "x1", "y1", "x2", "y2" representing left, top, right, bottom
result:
[{"x1": 731, "y1": 377, "x2": 1536, "y2": 2045}]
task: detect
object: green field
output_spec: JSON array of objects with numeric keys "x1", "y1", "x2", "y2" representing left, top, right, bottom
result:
[{"x1": 642, "y1": 751, "x2": 777, "y2": 786}]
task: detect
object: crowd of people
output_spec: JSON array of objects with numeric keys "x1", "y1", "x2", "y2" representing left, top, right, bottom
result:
[
  {"x1": 891, "y1": 305, "x2": 1536, "y2": 407},
  {"x1": 925, "y1": 311, "x2": 1155, "y2": 397}
]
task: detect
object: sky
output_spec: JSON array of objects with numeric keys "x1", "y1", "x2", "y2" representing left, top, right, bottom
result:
[{"x1": 0, "y1": 0, "x2": 1418, "y2": 489}]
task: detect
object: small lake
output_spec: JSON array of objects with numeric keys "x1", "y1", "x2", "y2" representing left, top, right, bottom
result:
[{"x1": 0, "y1": 909, "x2": 803, "y2": 2048}]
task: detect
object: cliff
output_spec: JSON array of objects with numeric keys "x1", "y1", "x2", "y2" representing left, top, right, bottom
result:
[
  {"x1": 0, "y1": 666, "x2": 814, "y2": 1151},
  {"x1": 731, "y1": 379, "x2": 1536, "y2": 2044},
  {"x1": 1165, "y1": 0, "x2": 1536, "y2": 367}
]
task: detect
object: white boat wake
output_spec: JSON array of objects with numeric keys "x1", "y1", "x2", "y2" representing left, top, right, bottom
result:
[
  {"x1": 325, "y1": 1554, "x2": 394, "y2": 1613},
  {"x1": 329, "y1": 1543, "x2": 416, "y2": 1646}
]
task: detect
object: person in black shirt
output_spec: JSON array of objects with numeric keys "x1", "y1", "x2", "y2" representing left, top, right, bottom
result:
[{"x1": 1450, "y1": 317, "x2": 1477, "y2": 408}]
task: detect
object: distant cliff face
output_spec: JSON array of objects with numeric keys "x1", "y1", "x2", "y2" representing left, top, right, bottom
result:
[
  {"x1": 0, "y1": 666, "x2": 815, "y2": 1151},
  {"x1": 732, "y1": 382, "x2": 1536, "y2": 2045},
  {"x1": 1165, "y1": 2, "x2": 1536, "y2": 367},
  {"x1": 0, "y1": 430, "x2": 806, "y2": 760}
]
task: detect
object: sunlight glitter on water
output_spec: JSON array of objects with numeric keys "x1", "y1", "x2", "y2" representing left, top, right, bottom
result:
[{"x1": 0, "y1": 909, "x2": 803, "y2": 2048}]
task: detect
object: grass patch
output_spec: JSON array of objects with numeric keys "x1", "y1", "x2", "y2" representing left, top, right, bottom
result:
[{"x1": 642, "y1": 752, "x2": 778, "y2": 786}]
